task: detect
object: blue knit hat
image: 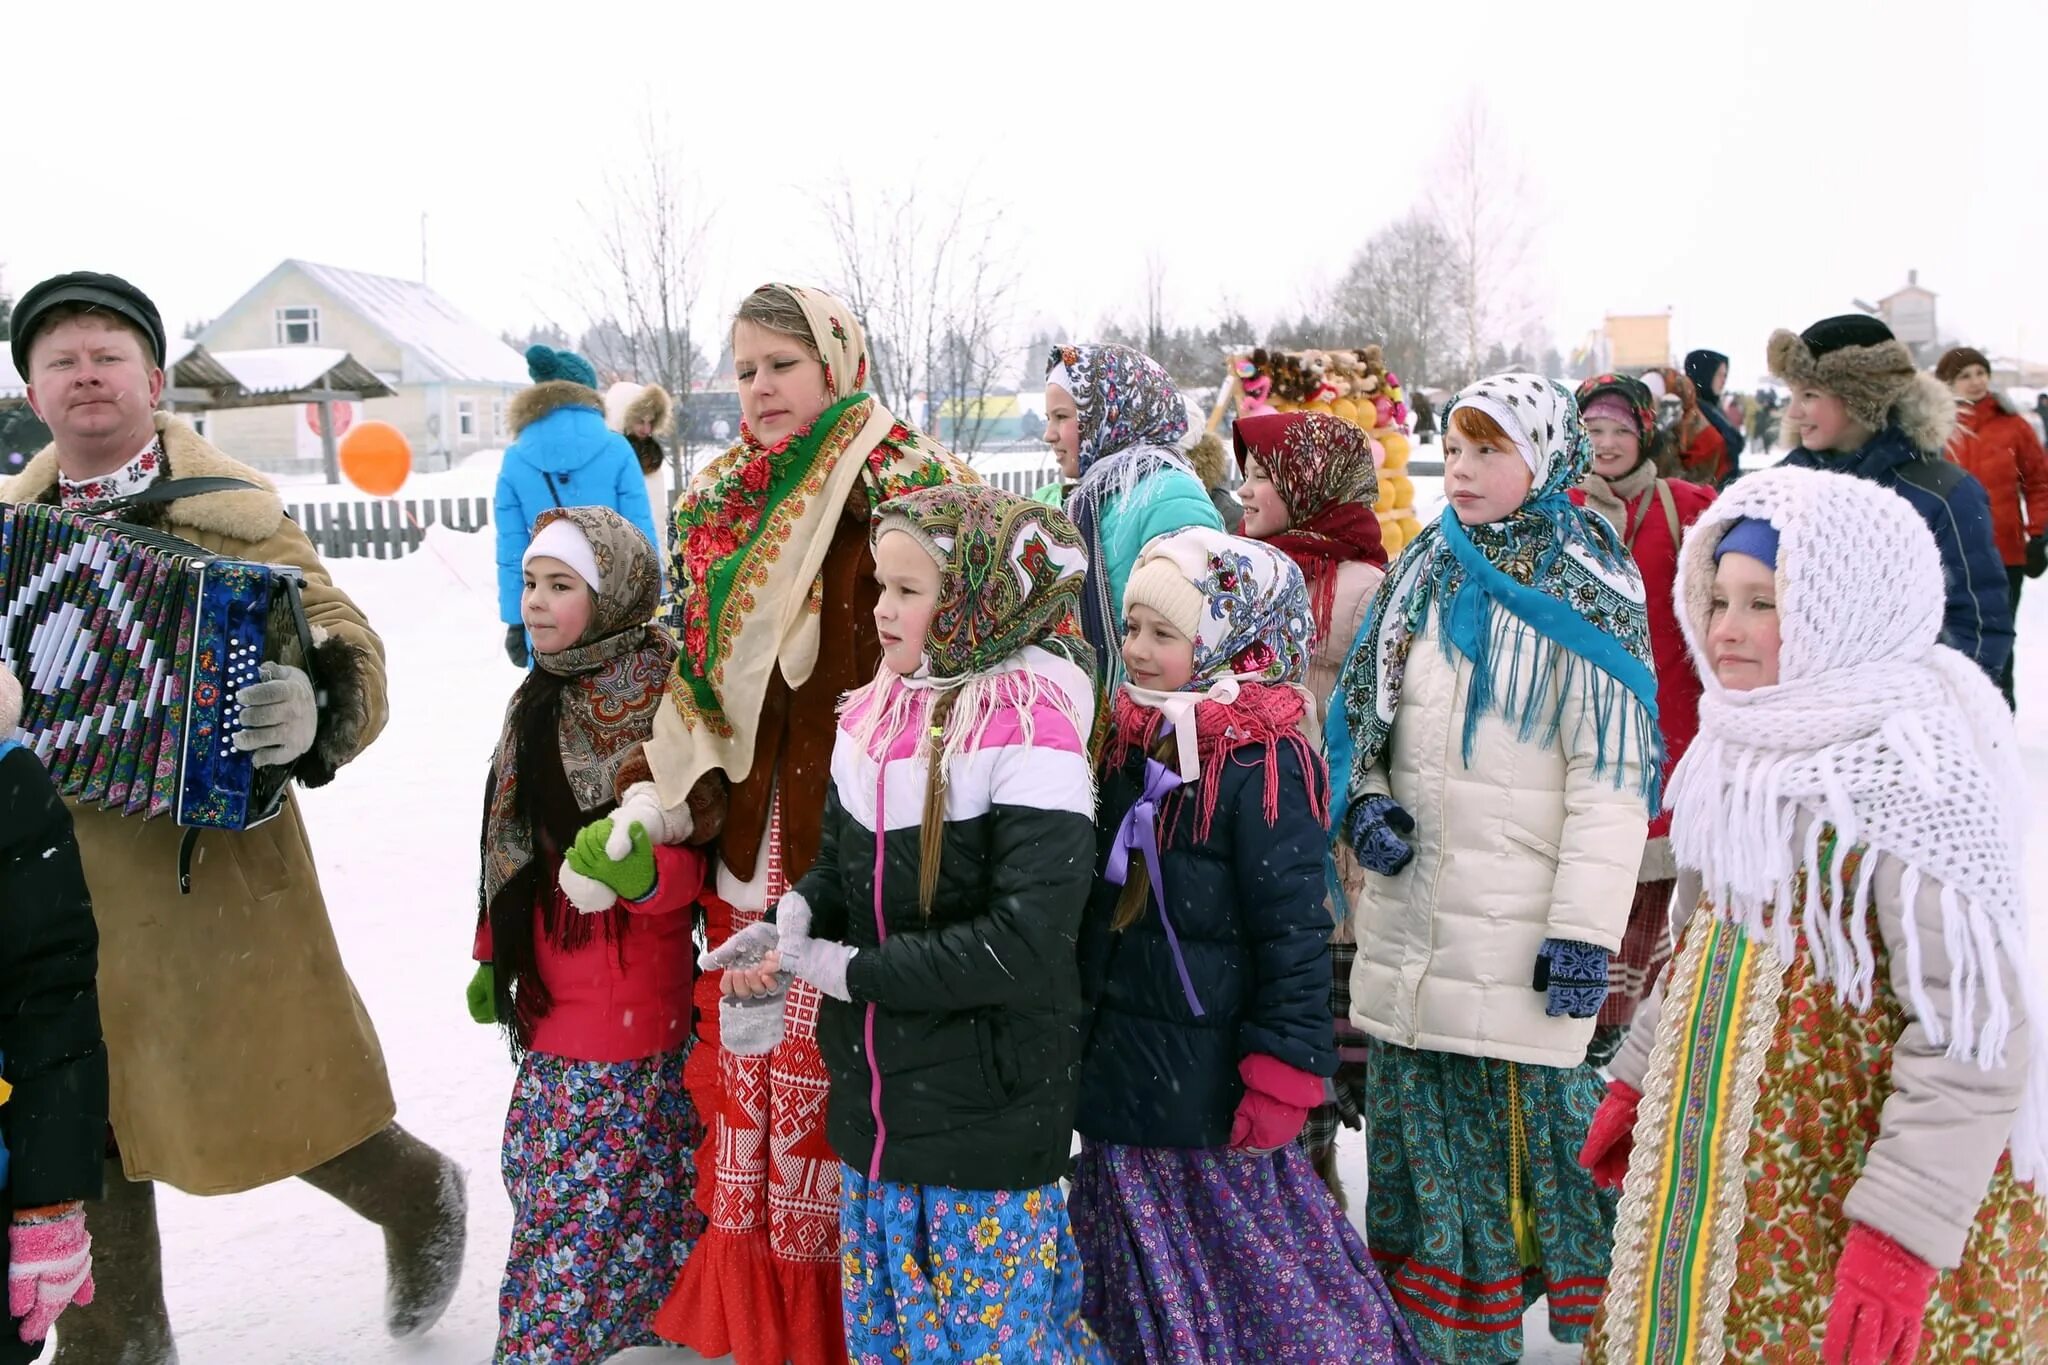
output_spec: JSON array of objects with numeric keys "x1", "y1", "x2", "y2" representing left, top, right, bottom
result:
[
  {"x1": 525, "y1": 344, "x2": 598, "y2": 389},
  {"x1": 1714, "y1": 516, "x2": 1780, "y2": 569}
]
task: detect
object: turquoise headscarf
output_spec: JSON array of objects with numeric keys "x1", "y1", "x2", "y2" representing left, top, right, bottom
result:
[{"x1": 1327, "y1": 373, "x2": 1661, "y2": 837}]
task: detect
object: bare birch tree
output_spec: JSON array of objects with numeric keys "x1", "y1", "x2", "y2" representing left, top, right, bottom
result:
[
  {"x1": 1427, "y1": 95, "x2": 1537, "y2": 385},
  {"x1": 1327, "y1": 211, "x2": 1462, "y2": 390},
  {"x1": 819, "y1": 177, "x2": 1018, "y2": 456},
  {"x1": 576, "y1": 112, "x2": 712, "y2": 484}
]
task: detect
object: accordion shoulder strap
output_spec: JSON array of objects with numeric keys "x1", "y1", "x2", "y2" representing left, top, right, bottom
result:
[{"x1": 81, "y1": 477, "x2": 264, "y2": 514}]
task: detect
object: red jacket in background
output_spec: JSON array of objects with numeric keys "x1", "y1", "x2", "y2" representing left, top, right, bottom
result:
[
  {"x1": 1571, "y1": 476, "x2": 1716, "y2": 845},
  {"x1": 1947, "y1": 394, "x2": 2048, "y2": 566},
  {"x1": 473, "y1": 842, "x2": 704, "y2": 1062}
]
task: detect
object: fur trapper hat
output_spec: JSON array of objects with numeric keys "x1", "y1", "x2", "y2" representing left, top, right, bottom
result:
[
  {"x1": 0, "y1": 661, "x2": 18, "y2": 736},
  {"x1": 1766, "y1": 315, "x2": 1918, "y2": 432}
]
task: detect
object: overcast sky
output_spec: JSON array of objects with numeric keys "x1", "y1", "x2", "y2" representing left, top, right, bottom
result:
[{"x1": 8, "y1": 0, "x2": 2042, "y2": 391}]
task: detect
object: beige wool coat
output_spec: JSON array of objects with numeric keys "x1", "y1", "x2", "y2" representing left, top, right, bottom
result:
[{"x1": 0, "y1": 414, "x2": 395, "y2": 1194}]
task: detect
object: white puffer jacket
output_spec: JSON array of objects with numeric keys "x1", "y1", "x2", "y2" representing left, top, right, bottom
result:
[{"x1": 1347, "y1": 613, "x2": 1649, "y2": 1067}]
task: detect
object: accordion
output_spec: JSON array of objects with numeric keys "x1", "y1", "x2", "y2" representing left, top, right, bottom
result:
[{"x1": 0, "y1": 501, "x2": 314, "y2": 833}]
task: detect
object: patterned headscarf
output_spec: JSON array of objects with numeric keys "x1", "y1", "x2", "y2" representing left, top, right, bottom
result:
[
  {"x1": 1112, "y1": 528, "x2": 1325, "y2": 843},
  {"x1": 1232, "y1": 411, "x2": 1386, "y2": 644},
  {"x1": 1047, "y1": 343, "x2": 1199, "y2": 687},
  {"x1": 1329, "y1": 373, "x2": 1660, "y2": 836},
  {"x1": 850, "y1": 485, "x2": 1099, "y2": 773},
  {"x1": 1574, "y1": 373, "x2": 1656, "y2": 444},
  {"x1": 1048, "y1": 343, "x2": 1189, "y2": 473},
  {"x1": 483, "y1": 506, "x2": 676, "y2": 1042},
  {"x1": 872, "y1": 484, "x2": 1092, "y2": 682},
  {"x1": 648, "y1": 283, "x2": 973, "y2": 808}
]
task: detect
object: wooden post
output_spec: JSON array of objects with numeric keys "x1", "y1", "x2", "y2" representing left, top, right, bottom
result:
[
  {"x1": 1205, "y1": 372, "x2": 1241, "y2": 435},
  {"x1": 317, "y1": 400, "x2": 341, "y2": 485},
  {"x1": 370, "y1": 501, "x2": 388, "y2": 560}
]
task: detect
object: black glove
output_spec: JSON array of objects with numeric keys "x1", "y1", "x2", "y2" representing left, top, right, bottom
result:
[
  {"x1": 504, "y1": 624, "x2": 529, "y2": 668},
  {"x1": 2027, "y1": 534, "x2": 2046, "y2": 580}
]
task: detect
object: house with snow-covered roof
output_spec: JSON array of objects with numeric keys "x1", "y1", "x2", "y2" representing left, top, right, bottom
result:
[{"x1": 197, "y1": 259, "x2": 528, "y2": 474}]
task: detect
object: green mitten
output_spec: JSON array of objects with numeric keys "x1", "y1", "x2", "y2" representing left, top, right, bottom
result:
[
  {"x1": 465, "y1": 963, "x2": 496, "y2": 1025},
  {"x1": 565, "y1": 818, "x2": 656, "y2": 901}
]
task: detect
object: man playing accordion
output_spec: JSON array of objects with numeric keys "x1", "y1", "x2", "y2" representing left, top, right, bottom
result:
[{"x1": 0, "y1": 272, "x2": 465, "y2": 1363}]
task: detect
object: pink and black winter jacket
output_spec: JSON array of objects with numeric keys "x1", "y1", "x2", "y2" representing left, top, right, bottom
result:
[{"x1": 782, "y1": 653, "x2": 1097, "y2": 1192}]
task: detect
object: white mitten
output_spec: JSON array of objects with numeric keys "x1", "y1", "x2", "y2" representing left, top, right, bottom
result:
[
  {"x1": 558, "y1": 862, "x2": 617, "y2": 915},
  {"x1": 607, "y1": 780, "x2": 693, "y2": 856}
]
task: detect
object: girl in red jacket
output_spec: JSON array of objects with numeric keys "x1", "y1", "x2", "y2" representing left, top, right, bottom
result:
[
  {"x1": 470, "y1": 506, "x2": 707, "y2": 1365},
  {"x1": 1937, "y1": 345, "x2": 2048, "y2": 709},
  {"x1": 1570, "y1": 375, "x2": 1715, "y2": 1065}
]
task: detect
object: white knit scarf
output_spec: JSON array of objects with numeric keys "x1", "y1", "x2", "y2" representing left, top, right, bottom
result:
[{"x1": 1666, "y1": 466, "x2": 2046, "y2": 1183}]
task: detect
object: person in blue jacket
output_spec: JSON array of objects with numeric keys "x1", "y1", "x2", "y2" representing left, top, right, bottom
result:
[
  {"x1": 1768, "y1": 314, "x2": 2014, "y2": 683},
  {"x1": 1042, "y1": 343, "x2": 1222, "y2": 689},
  {"x1": 493, "y1": 346, "x2": 659, "y2": 665}
]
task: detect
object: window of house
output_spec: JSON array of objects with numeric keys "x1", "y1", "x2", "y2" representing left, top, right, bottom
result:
[
  {"x1": 274, "y1": 306, "x2": 321, "y2": 345},
  {"x1": 491, "y1": 399, "x2": 506, "y2": 438},
  {"x1": 457, "y1": 398, "x2": 477, "y2": 439}
]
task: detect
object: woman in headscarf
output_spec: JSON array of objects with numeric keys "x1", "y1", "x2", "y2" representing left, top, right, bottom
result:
[
  {"x1": 1328, "y1": 374, "x2": 1659, "y2": 1363},
  {"x1": 1042, "y1": 344, "x2": 1222, "y2": 687},
  {"x1": 1232, "y1": 409, "x2": 1388, "y2": 1208},
  {"x1": 598, "y1": 283, "x2": 974, "y2": 1365}
]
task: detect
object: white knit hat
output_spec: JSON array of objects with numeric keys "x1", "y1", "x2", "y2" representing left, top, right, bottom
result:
[
  {"x1": 524, "y1": 516, "x2": 602, "y2": 594},
  {"x1": 1121, "y1": 545, "x2": 1205, "y2": 640}
]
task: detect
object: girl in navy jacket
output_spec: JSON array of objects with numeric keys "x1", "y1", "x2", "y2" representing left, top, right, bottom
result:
[{"x1": 1070, "y1": 528, "x2": 1421, "y2": 1364}]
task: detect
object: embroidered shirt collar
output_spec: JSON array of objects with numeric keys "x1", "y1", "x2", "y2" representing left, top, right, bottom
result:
[{"x1": 59, "y1": 436, "x2": 164, "y2": 510}]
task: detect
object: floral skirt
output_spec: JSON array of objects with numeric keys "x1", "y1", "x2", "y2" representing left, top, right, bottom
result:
[
  {"x1": 1589, "y1": 897, "x2": 2048, "y2": 1363},
  {"x1": 1364, "y1": 1042, "x2": 1615, "y2": 1365},
  {"x1": 1070, "y1": 1139, "x2": 1423, "y2": 1364},
  {"x1": 495, "y1": 1045, "x2": 706, "y2": 1364},
  {"x1": 840, "y1": 1166, "x2": 1105, "y2": 1364}
]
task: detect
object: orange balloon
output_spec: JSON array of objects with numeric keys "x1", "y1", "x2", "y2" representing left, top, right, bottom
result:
[{"x1": 338, "y1": 420, "x2": 411, "y2": 497}]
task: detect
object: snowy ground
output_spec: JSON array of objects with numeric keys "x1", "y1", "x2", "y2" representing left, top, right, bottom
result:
[{"x1": 81, "y1": 483, "x2": 2047, "y2": 1363}]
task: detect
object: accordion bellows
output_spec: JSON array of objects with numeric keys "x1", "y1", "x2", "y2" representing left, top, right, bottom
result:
[{"x1": 0, "y1": 503, "x2": 313, "y2": 830}]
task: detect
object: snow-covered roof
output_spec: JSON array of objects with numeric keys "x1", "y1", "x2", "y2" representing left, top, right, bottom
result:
[
  {"x1": 0, "y1": 342, "x2": 391, "y2": 409},
  {"x1": 223, "y1": 260, "x2": 530, "y2": 388}
]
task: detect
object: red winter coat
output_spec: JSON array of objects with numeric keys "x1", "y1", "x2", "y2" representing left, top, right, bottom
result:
[
  {"x1": 1946, "y1": 395, "x2": 2048, "y2": 566},
  {"x1": 1571, "y1": 476, "x2": 1715, "y2": 852}
]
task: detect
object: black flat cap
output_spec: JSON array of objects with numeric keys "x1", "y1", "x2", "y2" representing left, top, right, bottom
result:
[{"x1": 10, "y1": 271, "x2": 168, "y2": 376}]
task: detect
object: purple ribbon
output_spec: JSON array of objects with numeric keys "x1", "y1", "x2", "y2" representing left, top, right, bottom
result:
[{"x1": 1105, "y1": 754, "x2": 1205, "y2": 1017}]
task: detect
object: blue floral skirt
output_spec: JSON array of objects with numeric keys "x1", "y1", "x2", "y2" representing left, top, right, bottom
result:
[
  {"x1": 495, "y1": 1046, "x2": 706, "y2": 1364},
  {"x1": 839, "y1": 1165, "x2": 1106, "y2": 1364}
]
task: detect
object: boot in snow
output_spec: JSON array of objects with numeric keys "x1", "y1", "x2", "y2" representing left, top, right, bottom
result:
[
  {"x1": 300, "y1": 1123, "x2": 468, "y2": 1338},
  {"x1": 50, "y1": 1159, "x2": 178, "y2": 1365}
]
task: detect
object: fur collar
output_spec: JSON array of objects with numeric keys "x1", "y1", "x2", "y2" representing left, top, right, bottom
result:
[
  {"x1": 509, "y1": 380, "x2": 603, "y2": 437},
  {"x1": 1890, "y1": 372, "x2": 1957, "y2": 454},
  {"x1": 0, "y1": 413, "x2": 286, "y2": 543}
]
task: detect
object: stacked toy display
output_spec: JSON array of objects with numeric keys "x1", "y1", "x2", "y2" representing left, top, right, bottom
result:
[{"x1": 1230, "y1": 345, "x2": 1422, "y2": 554}]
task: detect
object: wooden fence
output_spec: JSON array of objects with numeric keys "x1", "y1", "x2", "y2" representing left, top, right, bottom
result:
[{"x1": 288, "y1": 497, "x2": 490, "y2": 560}]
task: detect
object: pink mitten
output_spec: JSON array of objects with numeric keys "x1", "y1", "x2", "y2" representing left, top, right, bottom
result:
[
  {"x1": 1228, "y1": 1055, "x2": 1325, "y2": 1153},
  {"x1": 1577, "y1": 1079, "x2": 1642, "y2": 1190},
  {"x1": 1822, "y1": 1223, "x2": 1938, "y2": 1365},
  {"x1": 9, "y1": 1204, "x2": 93, "y2": 1343}
]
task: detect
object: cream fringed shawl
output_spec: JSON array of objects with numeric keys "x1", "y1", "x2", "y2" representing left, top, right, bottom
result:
[{"x1": 1665, "y1": 465, "x2": 2046, "y2": 1182}]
